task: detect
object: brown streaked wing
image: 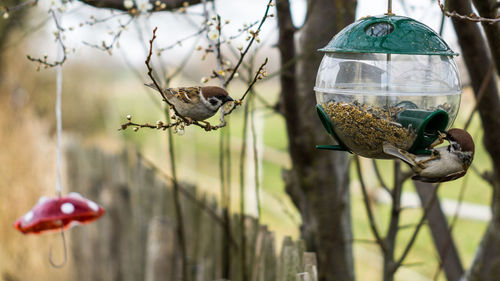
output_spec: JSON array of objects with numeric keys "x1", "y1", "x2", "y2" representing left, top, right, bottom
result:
[{"x1": 168, "y1": 87, "x2": 200, "y2": 104}]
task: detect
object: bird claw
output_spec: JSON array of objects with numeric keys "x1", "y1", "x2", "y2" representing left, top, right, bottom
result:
[
  {"x1": 201, "y1": 121, "x2": 212, "y2": 131},
  {"x1": 419, "y1": 150, "x2": 441, "y2": 165},
  {"x1": 430, "y1": 131, "x2": 447, "y2": 148},
  {"x1": 182, "y1": 117, "x2": 194, "y2": 125}
]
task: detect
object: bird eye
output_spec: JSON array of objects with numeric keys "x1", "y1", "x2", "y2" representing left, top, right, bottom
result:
[
  {"x1": 452, "y1": 143, "x2": 461, "y2": 151},
  {"x1": 209, "y1": 98, "x2": 219, "y2": 106}
]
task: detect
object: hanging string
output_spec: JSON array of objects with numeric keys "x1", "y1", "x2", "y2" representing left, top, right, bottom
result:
[
  {"x1": 51, "y1": 9, "x2": 68, "y2": 268},
  {"x1": 55, "y1": 15, "x2": 63, "y2": 199}
]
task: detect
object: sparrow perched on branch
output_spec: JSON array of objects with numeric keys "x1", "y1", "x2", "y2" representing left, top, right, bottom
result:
[
  {"x1": 145, "y1": 84, "x2": 234, "y2": 121},
  {"x1": 383, "y1": 128, "x2": 475, "y2": 183}
]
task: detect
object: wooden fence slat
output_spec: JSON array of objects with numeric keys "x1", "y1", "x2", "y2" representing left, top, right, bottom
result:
[
  {"x1": 302, "y1": 252, "x2": 318, "y2": 281},
  {"x1": 144, "y1": 217, "x2": 176, "y2": 281}
]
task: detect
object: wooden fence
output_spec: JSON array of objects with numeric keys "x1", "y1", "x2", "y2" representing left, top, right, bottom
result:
[{"x1": 65, "y1": 143, "x2": 317, "y2": 281}]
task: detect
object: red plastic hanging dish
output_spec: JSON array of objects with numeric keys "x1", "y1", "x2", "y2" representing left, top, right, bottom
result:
[{"x1": 15, "y1": 192, "x2": 105, "y2": 235}]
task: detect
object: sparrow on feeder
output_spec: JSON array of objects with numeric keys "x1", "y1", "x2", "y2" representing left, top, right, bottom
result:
[{"x1": 383, "y1": 128, "x2": 475, "y2": 183}]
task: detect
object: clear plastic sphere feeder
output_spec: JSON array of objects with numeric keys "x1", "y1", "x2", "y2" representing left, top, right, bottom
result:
[{"x1": 315, "y1": 15, "x2": 461, "y2": 159}]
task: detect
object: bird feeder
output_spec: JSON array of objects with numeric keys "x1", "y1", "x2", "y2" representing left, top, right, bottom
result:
[
  {"x1": 15, "y1": 193, "x2": 105, "y2": 234},
  {"x1": 315, "y1": 15, "x2": 461, "y2": 158}
]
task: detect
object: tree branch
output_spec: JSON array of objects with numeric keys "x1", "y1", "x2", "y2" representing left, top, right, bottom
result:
[
  {"x1": 393, "y1": 184, "x2": 439, "y2": 273},
  {"x1": 223, "y1": 0, "x2": 273, "y2": 87},
  {"x1": 26, "y1": 9, "x2": 66, "y2": 68},
  {"x1": 78, "y1": 0, "x2": 209, "y2": 12},
  {"x1": 354, "y1": 157, "x2": 386, "y2": 253},
  {"x1": 438, "y1": 0, "x2": 500, "y2": 23},
  {"x1": 470, "y1": 0, "x2": 500, "y2": 74},
  {"x1": 372, "y1": 159, "x2": 392, "y2": 195},
  {"x1": 463, "y1": 64, "x2": 495, "y2": 130},
  {"x1": 82, "y1": 16, "x2": 134, "y2": 54},
  {"x1": 384, "y1": 161, "x2": 404, "y2": 281},
  {"x1": 221, "y1": 58, "x2": 268, "y2": 115}
]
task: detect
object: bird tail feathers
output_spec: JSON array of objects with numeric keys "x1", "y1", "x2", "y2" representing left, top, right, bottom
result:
[
  {"x1": 382, "y1": 143, "x2": 418, "y2": 167},
  {"x1": 144, "y1": 83, "x2": 160, "y2": 92}
]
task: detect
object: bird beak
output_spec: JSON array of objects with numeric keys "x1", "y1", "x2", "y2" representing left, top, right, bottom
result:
[
  {"x1": 225, "y1": 96, "x2": 234, "y2": 103},
  {"x1": 439, "y1": 131, "x2": 448, "y2": 140}
]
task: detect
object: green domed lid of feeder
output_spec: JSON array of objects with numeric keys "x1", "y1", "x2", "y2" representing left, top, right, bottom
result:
[{"x1": 319, "y1": 15, "x2": 458, "y2": 56}]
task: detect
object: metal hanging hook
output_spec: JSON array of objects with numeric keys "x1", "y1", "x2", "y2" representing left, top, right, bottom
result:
[
  {"x1": 49, "y1": 226, "x2": 67, "y2": 268},
  {"x1": 386, "y1": 0, "x2": 394, "y2": 15}
]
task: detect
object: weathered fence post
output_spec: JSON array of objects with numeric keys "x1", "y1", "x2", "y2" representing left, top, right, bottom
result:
[{"x1": 144, "y1": 217, "x2": 176, "y2": 281}]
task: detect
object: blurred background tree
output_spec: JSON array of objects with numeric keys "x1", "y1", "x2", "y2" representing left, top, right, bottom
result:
[{"x1": 0, "y1": 0, "x2": 27, "y2": 79}]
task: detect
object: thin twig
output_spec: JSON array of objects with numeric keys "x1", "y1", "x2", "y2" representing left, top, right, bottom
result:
[
  {"x1": 201, "y1": 0, "x2": 224, "y2": 82},
  {"x1": 400, "y1": 262, "x2": 426, "y2": 268},
  {"x1": 27, "y1": 9, "x2": 67, "y2": 68},
  {"x1": 146, "y1": 28, "x2": 179, "y2": 111},
  {"x1": 432, "y1": 171, "x2": 471, "y2": 280},
  {"x1": 224, "y1": 58, "x2": 268, "y2": 116},
  {"x1": 238, "y1": 97, "x2": 251, "y2": 281},
  {"x1": 82, "y1": 16, "x2": 134, "y2": 54},
  {"x1": 224, "y1": 122, "x2": 232, "y2": 206},
  {"x1": 253, "y1": 89, "x2": 280, "y2": 113},
  {"x1": 77, "y1": 0, "x2": 209, "y2": 13},
  {"x1": 438, "y1": 0, "x2": 500, "y2": 24},
  {"x1": 158, "y1": 26, "x2": 208, "y2": 52},
  {"x1": 228, "y1": 20, "x2": 260, "y2": 40},
  {"x1": 219, "y1": 129, "x2": 227, "y2": 209},
  {"x1": 223, "y1": 0, "x2": 273, "y2": 87},
  {"x1": 83, "y1": 12, "x2": 129, "y2": 26},
  {"x1": 271, "y1": 193, "x2": 300, "y2": 225},
  {"x1": 398, "y1": 222, "x2": 428, "y2": 230},
  {"x1": 165, "y1": 33, "x2": 202, "y2": 82},
  {"x1": 470, "y1": 164, "x2": 494, "y2": 185},
  {"x1": 354, "y1": 156, "x2": 386, "y2": 253},
  {"x1": 372, "y1": 159, "x2": 392, "y2": 195},
  {"x1": 349, "y1": 238, "x2": 380, "y2": 244},
  {"x1": 393, "y1": 184, "x2": 439, "y2": 273},
  {"x1": 118, "y1": 116, "x2": 182, "y2": 131},
  {"x1": 384, "y1": 161, "x2": 405, "y2": 279},
  {"x1": 216, "y1": 15, "x2": 223, "y2": 70},
  {"x1": 463, "y1": 64, "x2": 495, "y2": 130},
  {"x1": 250, "y1": 98, "x2": 262, "y2": 221}
]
